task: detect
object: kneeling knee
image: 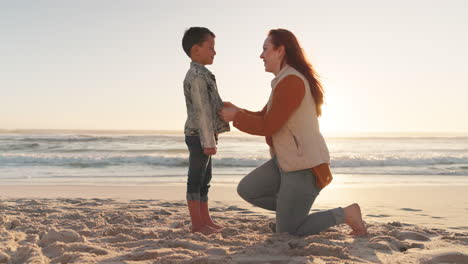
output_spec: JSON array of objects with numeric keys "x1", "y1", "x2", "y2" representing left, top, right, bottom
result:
[
  {"x1": 237, "y1": 184, "x2": 245, "y2": 199},
  {"x1": 238, "y1": 182, "x2": 253, "y2": 201}
]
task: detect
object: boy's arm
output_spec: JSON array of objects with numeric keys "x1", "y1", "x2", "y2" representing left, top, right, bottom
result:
[{"x1": 191, "y1": 77, "x2": 217, "y2": 151}]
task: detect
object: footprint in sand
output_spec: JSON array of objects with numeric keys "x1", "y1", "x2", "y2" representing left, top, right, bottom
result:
[
  {"x1": 221, "y1": 227, "x2": 240, "y2": 236},
  {"x1": 450, "y1": 226, "x2": 468, "y2": 231},
  {"x1": 164, "y1": 239, "x2": 207, "y2": 250},
  {"x1": 204, "y1": 247, "x2": 227, "y2": 255},
  {"x1": 441, "y1": 234, "x2": 468, "y2": 245},
  {"x1": 369, "y1": 236, "x2": 409, "y2": 252},
  {"x1": 170, "y1": 221, "x2": 184, "y2": 228},
  {"x1": 396, "y1": 231, "x2": 431, "y2": 242},
  {"x1": 22, "y1": 200, "x2": 43, "y2": 206},
  {"x1": 92, "y1": 198, "x2": 115, "y2": 202},
  {"x1": 62, "y1": 199, "x2": 83, "y2": 205},
  {"x1": 130, "y1": 199, "x2": 158, "y2": 202},
  {"x1": 38, "y1": 229, "x2": 85, "y2": 247},
  {"x1": 238, "y1": 210, "x2": 255, "y2": 214},
  {"x1": 78, "y1": 201, "x2": 103, "y2": 206},
  {"x1": 158, "y1": 202, "x2": 185, "y2": 207},
  {"x1": 225, "y1": 206, "x2": 248, "y2": 211},
  {"x1": 43, "y1": 243, "x2": 109, "y2": 259},
  {"x1": 209, "y1": 207, "x2": 224, "y2": 212},
  {"x1": 124, "y1": 249, "x2": 173, "y2": 261},
  {"x1": 387, "y1": 221, "x2": 403, "y2": 227},
  {"x1": 155, "y1": 209, "x2": 172, "y2": 215},
  {"x1": 0, "y1": 252, "x2": 9, "y2": 263},
  {"x1": 249, "y1": 214, "x2": 268, "y2": 218},
  {"x1": 99, "y1": 233, "x2": 136, "y2": 243},
  {"x1": 421, "y1": 251, "x2": 468, "y2": 264},
  {"x1": 409, "y1": 242, "x2": 425, "y2": 249},
  {"x1": 294, "y1": 242, "x2": 349, "y2": 259},
  {"x1": 366, "y1": 214, "x2": 390, "y2": 218},
  {"x1": 399, "y1": 208, "x2": 423, "y2": 212},
  {"x1": 7, "y1": 245, "x2": 43, "y2": 264}
]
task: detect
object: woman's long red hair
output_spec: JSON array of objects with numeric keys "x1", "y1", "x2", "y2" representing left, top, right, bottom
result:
[{"x1": 268, "y1": 29, "x2": 324, "y2": 116}]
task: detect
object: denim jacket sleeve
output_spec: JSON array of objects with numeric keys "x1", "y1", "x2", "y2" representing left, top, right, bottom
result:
[{"x1": 191, "y1": 76, "x2": 216, "y2": 148}]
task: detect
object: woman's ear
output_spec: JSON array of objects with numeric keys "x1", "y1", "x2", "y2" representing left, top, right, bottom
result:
[
  {"x1": 279, "y1": 45, "x2": 285, "y2": 55},
  {"x1": 278, "y1": 45, "x2": 286, "y2": 60}
]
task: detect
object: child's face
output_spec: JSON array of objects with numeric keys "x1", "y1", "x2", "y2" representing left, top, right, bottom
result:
[{"x1": 192, "y1": 35, "x2": 216, "y2": 65}]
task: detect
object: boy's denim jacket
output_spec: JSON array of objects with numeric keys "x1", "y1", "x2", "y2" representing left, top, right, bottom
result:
[{"x1": 183, "y1": 62, "x2": 230, "y2": 148}]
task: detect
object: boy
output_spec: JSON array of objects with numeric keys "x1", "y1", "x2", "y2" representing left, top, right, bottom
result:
[{"x1": 181, "y1": 27, "x2": 230, "y2": 234}]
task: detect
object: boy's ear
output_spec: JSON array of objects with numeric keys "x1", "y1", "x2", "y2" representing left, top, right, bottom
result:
[{"x1": 190, "y1": 45, "x2": 199, "y2": 57}]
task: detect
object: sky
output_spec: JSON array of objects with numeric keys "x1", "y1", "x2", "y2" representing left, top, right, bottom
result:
[{"x1": 1, "y1": 0, "x2": 467, "y2": 134}]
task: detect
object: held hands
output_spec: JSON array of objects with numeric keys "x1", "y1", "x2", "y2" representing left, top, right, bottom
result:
[
  {"x1": 211, "y1": 101, "x2": 238, "y2": 154},
  {"x1": 219, "y1": 101, "x2": 240, "y2": 122},
  {"x1": 223, "y1": 101, "x2": 240, "y2": 110},
  {"x1": 204, "y1": 147, "x2": 217, "y2": 155}
]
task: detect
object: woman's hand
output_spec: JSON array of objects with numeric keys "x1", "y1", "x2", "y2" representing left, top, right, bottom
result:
[
  {"x1": 219, "y1": 106, "x2": 239, "y2": 122},
  {"x1": 223, "y1": 101, "x2": 240, "y2": 111}
]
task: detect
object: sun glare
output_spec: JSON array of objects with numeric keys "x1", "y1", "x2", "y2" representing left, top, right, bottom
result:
[{"x1": 319, "y1": 91, "x2": 353, "y2": 135}]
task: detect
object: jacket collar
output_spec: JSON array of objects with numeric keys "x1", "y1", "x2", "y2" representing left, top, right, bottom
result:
[
  {"x1": 271, "y1": 64, "x2": 292, "y2": 89},
  {"x1": 190, "y1": 61, "x2": 212, "y2": 73}
]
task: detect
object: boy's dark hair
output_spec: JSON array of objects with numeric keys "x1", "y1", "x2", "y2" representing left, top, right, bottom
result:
[{"x1": 182, "y1": 27, "x2": 215, "y2": 57}]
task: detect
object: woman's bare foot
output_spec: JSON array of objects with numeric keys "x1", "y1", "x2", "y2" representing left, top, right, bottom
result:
[
  {"x1": 343, "y1": 203, "x2": 367, "y2": 236},
  {"x1": 191, "y1": 225, "x2": 220, "y2": 235}
]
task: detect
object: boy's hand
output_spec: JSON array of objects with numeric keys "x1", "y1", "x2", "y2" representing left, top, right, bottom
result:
[{"x1": 204, "y1": 147, "x2": 217, "y2": 155}]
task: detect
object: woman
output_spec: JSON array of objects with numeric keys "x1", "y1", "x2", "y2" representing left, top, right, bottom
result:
[{"x1": 219, "y1": 29, "x2": 367, "y2": 236}]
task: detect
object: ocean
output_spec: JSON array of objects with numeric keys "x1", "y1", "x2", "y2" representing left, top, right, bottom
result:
[{"x1": 1, "y1": 130, "x2": 468, "y2": 186}]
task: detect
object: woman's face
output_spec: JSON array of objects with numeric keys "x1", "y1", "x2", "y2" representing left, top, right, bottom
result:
[{"x1": 260, "y1": 36, "x2": 283, "y2": 74}]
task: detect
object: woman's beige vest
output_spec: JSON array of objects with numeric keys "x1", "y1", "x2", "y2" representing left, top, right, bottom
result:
[{"x1": 267, "y1": 65, "x2": 330, "y2": 172}]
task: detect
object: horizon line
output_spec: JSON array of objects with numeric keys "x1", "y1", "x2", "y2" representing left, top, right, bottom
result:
[{"x1": 1, "y1": 128, "x2": 468, "y2": 137}]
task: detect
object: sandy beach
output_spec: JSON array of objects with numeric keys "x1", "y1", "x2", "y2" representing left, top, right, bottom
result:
[
  {"x1": 3, "y1": 0, "x2": 468, "y2": 261},
  {"x1": 1, "y1": 184, "x2": 467, "y2": 264}
]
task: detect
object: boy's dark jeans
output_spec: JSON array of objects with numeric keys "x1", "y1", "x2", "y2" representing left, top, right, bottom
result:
[{"x1": 185, "y1": 136, "x2": 213, "y2": 201}]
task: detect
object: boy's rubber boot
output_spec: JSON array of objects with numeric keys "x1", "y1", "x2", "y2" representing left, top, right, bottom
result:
[
  {"x1": 187, "y1": 200, "x2": 218, "y2": 235},
  {"x1": 200, "y1": 201, "x2": 222, "y2": 229}
]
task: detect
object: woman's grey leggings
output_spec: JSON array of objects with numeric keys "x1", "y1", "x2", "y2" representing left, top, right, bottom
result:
[{"x1": 237, "y1": 157, "x2": 345, "y2": 236}]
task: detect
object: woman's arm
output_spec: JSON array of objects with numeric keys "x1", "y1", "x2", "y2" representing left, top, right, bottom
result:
[
  {"x1": 223, "y1": 102, "x2": 266, "y2": 117},
  {"x1": 242, "y1": 104, "x2": 267, "y2": 116},
  {"x1": 233, "y1": 75, "x2": 305, "y2": 136}
]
